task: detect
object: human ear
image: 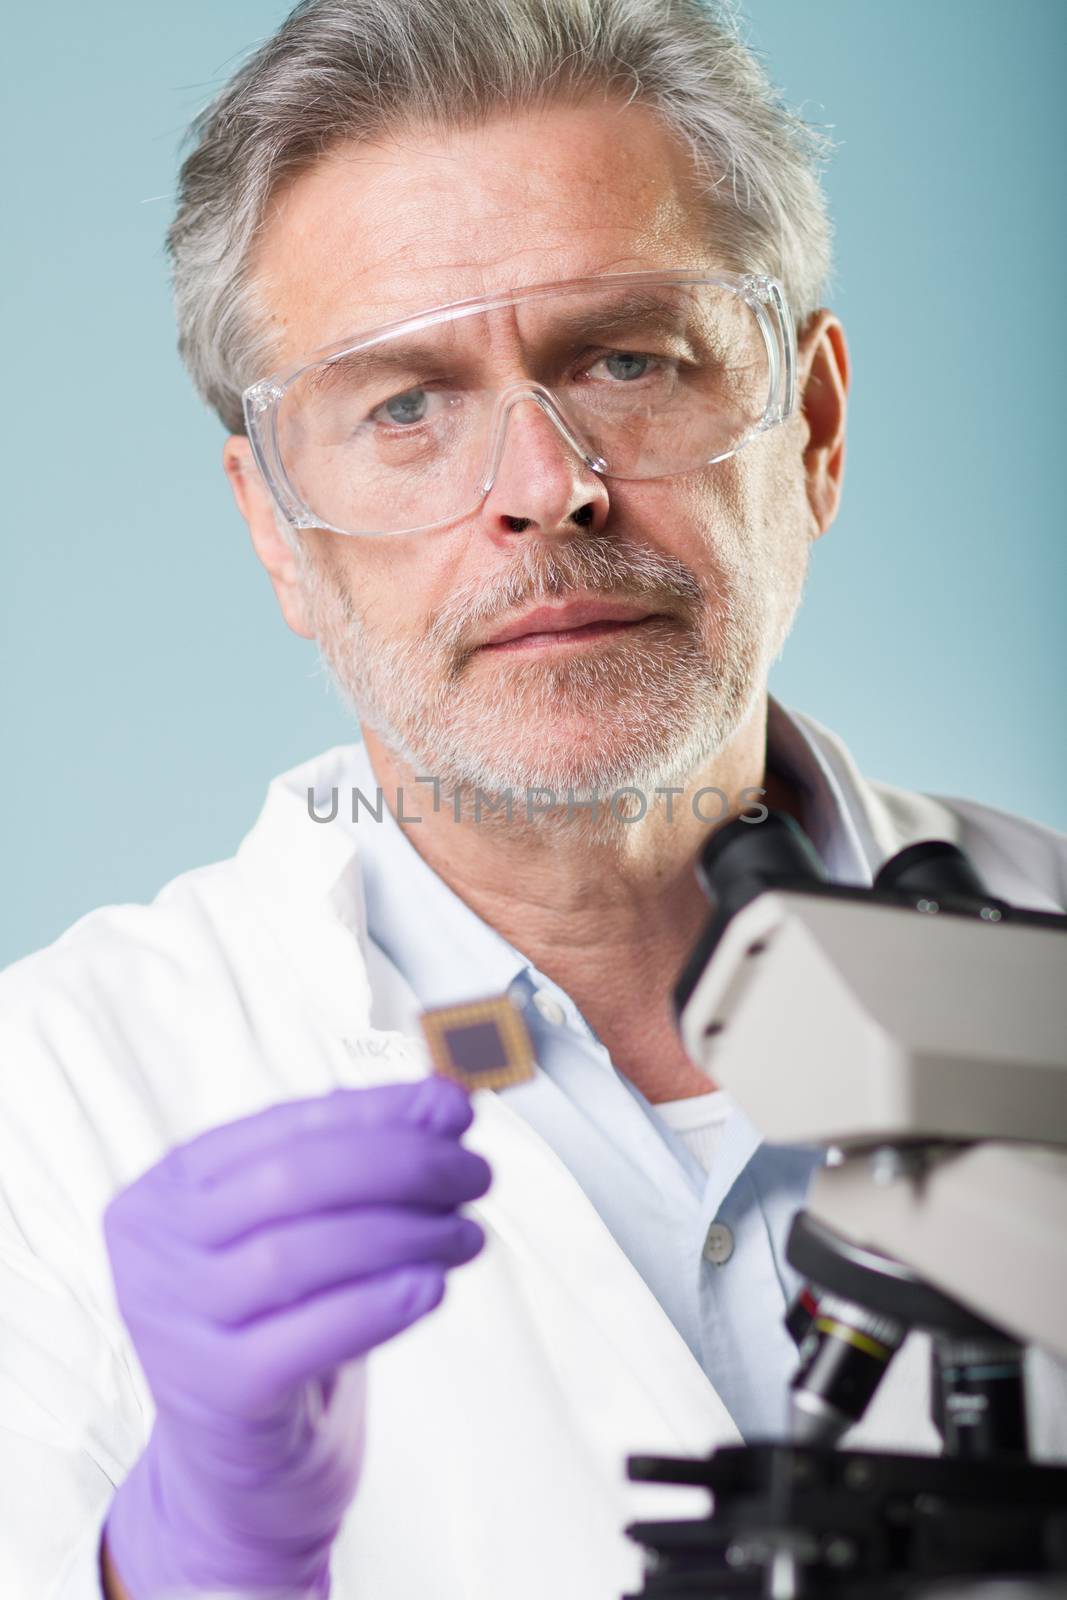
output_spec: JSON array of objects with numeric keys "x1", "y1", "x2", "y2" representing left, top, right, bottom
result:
[
  {"x1": 795, "y1": 310, "x2": 850, "y2": 539},
  {"x1": 222, "y1": 435, "x2": 316, "y2": 640}
]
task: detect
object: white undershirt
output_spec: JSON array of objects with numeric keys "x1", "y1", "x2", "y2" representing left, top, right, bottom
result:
[{"x1": 652, "y1": 1089, "x2": 733, "y2": 1175}]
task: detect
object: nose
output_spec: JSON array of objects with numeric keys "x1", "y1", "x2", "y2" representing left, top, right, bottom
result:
[{"x1": 478, "y1": 386, "x2": 611, "y2": 541}]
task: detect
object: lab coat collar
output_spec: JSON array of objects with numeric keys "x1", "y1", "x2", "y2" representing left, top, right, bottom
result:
[
  {"x1": 233, "y1": 742, "x2": 378, "y2": 1039},
  {"x1": 778, "y1": 699, "x2": 967, "y2": 878},
  {"x1": 764, "y1": 695, "x2": 873, "y2": 884}
]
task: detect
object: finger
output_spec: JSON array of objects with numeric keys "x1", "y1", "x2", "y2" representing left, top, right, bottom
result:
[
  {"x1": 151, "y1": 1077, "x2": 472, "y2": 1189},
  {"x1": 191, "y1": 1203, "x2": 483, "y2": 1331},
  {"x1": 169, "y1": 1127, "x2": 492, "y2": 1248},
  {"x1": 228, "y1": 1265, "x2": 448, "y2": 1413}
]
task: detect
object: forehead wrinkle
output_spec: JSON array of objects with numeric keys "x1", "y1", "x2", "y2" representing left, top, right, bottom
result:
[
  {"x1": 299, "y1": 235, "x2": 683, "y2": 360},
  {"x1": 349, "y1": 180, "x2": 688, "y2": 299}
]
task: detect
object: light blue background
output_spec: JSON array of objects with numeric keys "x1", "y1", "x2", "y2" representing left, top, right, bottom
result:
[{"x1": 3, "y1": 2, "x2": 1065, "y2": 969}]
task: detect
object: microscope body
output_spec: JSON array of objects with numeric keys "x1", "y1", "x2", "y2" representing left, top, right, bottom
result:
[
  {"x1": 676, "y1": 879, "x2": 1067, "y2": 1364},
  {"x1": 625, "y1": 816, "x2": 1067, "y2": 1599}
]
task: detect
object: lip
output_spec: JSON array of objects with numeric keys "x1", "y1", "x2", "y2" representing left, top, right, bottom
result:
[{"x1": 478, "y1": 598, "x2": 661, "y2": 648}]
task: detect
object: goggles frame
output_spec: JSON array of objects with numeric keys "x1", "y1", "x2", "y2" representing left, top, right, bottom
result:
[{"x1": 242, "y1": 269, "x2": 797, "y2": 538}]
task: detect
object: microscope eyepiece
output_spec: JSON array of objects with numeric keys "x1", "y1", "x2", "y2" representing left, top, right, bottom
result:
[
  {"x1": 675, "y1": 810, "x2": 830, "y2": 1021},
  {"x1": 873, "y1": 838, "x2": 992, "y2": 905},
  {"x1": 697, "y1": 809, "x2": 827, "y2": 912}
]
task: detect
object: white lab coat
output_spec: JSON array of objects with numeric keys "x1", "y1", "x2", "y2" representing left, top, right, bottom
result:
[{"x1": 1, "y1": 705, "x2": 1065, "y2": 1600}]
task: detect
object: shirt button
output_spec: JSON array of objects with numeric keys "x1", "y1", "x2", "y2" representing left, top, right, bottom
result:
[
  {"x1": 531, "y1": 990, "x2": 566, "y2": 1026},
  {"x1": 702, "y1": 1221, "x2": 735, "y2": 1266}
]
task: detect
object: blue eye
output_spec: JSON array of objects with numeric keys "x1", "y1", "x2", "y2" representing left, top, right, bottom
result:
[
  {"x1": 374, "y1": 388, "x2": 428, "y2": 426},
  {"x1": 594, "y1": 352, "x2": 655, "y2": 382}
]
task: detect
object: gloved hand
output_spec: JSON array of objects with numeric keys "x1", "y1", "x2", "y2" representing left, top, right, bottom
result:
[{"x1": 102, "y1": 1077, "x2": 490, "y2": 1599}]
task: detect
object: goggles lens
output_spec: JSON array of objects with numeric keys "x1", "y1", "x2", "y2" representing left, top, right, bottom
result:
[{"x1": 270, "y1": 278, "x2": 780, "y2": 536}]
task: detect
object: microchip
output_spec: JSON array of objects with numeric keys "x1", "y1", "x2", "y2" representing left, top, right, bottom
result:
[{"x1": 418, "y1": 993, "x2": 537, "y2": 1091}]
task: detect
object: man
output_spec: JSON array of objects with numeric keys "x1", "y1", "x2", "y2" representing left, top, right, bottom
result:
[{"x1": 2, "y1": 2, "x2": 1065, "y2": 1597}]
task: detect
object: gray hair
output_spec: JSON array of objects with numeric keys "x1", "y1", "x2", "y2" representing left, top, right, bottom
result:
[{"x1": 167, "y1": 0, "x2": 834, "y2": 436}]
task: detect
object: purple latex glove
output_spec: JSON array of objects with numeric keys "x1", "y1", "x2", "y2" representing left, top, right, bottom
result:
[{"x1": 101, "y1": 1077, "x2": 490, "y2": 1599}]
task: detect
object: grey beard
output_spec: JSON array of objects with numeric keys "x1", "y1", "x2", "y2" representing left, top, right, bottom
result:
[{"x1": 297, "y1": 528, "x2": 799, "y2": 806}]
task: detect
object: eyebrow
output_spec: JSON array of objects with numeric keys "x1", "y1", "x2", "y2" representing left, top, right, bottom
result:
[{"x1": 303, "y1": 289, "x2": 698, "y2": 394}]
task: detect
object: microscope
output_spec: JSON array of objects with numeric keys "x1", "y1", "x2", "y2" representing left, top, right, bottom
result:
[{"x1": 624, "y1": 811, "x2": 1067, "y2": 1599}]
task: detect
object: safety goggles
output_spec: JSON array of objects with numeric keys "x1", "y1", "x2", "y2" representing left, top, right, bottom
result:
[{"x1": 243, "y1": 269, "x2": 797, "y2": 539}]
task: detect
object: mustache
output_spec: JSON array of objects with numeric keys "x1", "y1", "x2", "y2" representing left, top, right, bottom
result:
[{"x1": 424, "y1": 535, "x2": 708, "y2": 656}]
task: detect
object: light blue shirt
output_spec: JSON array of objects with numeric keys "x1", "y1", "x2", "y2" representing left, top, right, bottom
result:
[{"x1": 351, "y1": 696, "x2": 873, "y2": 1439}]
